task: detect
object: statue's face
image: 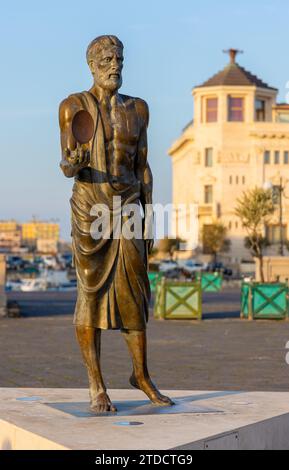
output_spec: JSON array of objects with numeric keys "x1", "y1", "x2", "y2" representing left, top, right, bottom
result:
[{"x1": 90, "y1": 45, "x2": 123, "y2": 92}]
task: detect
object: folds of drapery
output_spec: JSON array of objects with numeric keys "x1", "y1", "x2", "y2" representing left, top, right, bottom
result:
[{"x1": 69, "y1": 91, "x2": 150, "y2": 330}]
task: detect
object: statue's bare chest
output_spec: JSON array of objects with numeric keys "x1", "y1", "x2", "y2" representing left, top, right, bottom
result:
[{"x1": 99, "y1": 100, "x2": 140, "y2": 146}]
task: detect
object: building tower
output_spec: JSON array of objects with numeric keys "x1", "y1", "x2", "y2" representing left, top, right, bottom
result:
[{"x1": 169, "y1": 49, "x2": 289, "y2": 262}]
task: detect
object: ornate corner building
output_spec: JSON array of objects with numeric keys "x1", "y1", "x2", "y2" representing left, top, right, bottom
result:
[{"x1": 168, "y1": 49, "x2": 289, "y2": 262}]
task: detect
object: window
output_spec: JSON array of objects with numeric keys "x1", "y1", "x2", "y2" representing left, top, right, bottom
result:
[
  {"x1": 228, "y1": 221, "x2": 232, "y2": 230},
  {"x1": 229, "y1": 175, "x2": 232, "y2": 184},
  {"x1": 284, "y1": 151, "x2": 289, "y2": 164},
  {"x1": 204, "y1": 185, "x2": 213, "y2": 204},
  {"x1": 228, "y1": 96, "x2": 244, "y2": 122},
  {"x1": 266, "y1": 225, "x2": 287, "y2": 244},
  {"x1": 206, "y1": 98, "x2": 218, "y2": 122},
  {"x1": 264, "y1": 151, "x2": 270, "y2": 164},
  {"x1": 236, "y1": 176, "x2": 239, "y2": 184},
  {"x1": 274, "y1": 151, "x2": 280, "y2": 164},
  {"x1": 242, "y1": 176, "x2": 245, "y2": 184},
  {"x1": 205, "y1": 148, "x2": 213, "y2": 167},
  {"x1": 255, "y1": 99, "x2": 266, "y2": 122}
]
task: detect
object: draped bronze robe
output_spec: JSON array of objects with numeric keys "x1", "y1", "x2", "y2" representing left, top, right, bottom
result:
[{"x1": 69, "y1": 91, "x2": 150, "y2": 330}]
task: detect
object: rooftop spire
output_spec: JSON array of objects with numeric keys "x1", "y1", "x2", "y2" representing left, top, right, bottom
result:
[{"x1": 223, "y1": 48, "x2": 243, "y2": 64}]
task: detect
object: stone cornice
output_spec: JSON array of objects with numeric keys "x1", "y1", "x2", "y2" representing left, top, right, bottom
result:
[
  {"x1": 168, "y1": 129, "x2": 194, "y2": 156},
  {"x1": 250, "y1": 132, "x2": 289, "y2": 139}
]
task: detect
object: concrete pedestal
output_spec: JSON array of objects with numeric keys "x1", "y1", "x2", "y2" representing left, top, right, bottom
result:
[
  {"x1": 0, "y1": 255, "x2": 6, "y2": 317},
  {"x1": 1, "y1": 388, "x2": 289, "y2": 450}
]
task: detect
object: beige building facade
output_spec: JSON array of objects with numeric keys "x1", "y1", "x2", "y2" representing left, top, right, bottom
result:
[
  {"x1": 169, "y1": 49, "x2": 289, "y2": 262},
  {"x1": 0, "y1": 219, "x2": 60, "y2": 253},
  {"x1": 21, "y1": 220, "x2": 60, "y2": 248},
  {"x1": 0, "y1": 221, "x2": 21, "y2": 252}
]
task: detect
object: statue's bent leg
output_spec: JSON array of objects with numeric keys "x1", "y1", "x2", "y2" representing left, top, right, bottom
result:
[
  {"x1": 75, "y1": 326, "x2": 117, "y2": 413},
  {"x1": 122, "y1": 329, "x2": 174, "y2": 406}
]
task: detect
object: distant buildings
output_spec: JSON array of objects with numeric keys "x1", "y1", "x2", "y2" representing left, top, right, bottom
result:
[
  {"x1": 168, "y1": 49, "x2": 289, "y2": 262},
  {"x1": 0, "y1": 219, "x2": 60, "y2": 254},
  {"x1": 0, "y1": 221, "x2": 21, "y2": 252}
]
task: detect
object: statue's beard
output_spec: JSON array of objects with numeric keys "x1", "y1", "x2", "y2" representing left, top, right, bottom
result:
[{"x1": 96, "y1": 76, "x2": 122, "y2": 92}]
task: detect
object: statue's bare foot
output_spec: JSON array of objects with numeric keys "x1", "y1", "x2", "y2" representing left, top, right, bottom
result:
[
  {"x1": 129, "y1": 373, "x2": 174, "y2": 406},
  {"x1": 90, "y1": 391, "x2": 117, "y2": 414}
]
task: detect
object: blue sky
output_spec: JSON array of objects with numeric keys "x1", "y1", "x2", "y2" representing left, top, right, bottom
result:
[{"x1": 0, "y1": 0, "x2": 289, "y2": 239}]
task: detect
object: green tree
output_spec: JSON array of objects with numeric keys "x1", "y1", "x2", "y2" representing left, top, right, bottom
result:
[
  {"x1": 235, "y1": 187, "x2": 274, "y2": 282},
  {"x1": 202, "y1": 222, "x2": 231, "y2": 262}
]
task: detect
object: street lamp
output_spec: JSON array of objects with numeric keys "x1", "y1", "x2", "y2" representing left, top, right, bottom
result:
[
  {"x1": 264, "y1": 178, "x2": 289, "y2": 256},
  {"x1": 263, "y1": 181, "x2": 273, "y2": 191}
]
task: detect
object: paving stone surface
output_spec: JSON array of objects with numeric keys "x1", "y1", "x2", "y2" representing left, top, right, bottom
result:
[{"x1": 1, "y1": 289, "x2": 289, "y2": 391}]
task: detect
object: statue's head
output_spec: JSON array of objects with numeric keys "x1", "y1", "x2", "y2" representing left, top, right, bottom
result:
[{"x1": 87, "y1": 35, "x2": 124, "y2": 92}]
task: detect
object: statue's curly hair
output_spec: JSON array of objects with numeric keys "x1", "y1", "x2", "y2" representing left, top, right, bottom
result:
[{"x1": 86, "y1": 35, "x2": 123, "y2": 64}]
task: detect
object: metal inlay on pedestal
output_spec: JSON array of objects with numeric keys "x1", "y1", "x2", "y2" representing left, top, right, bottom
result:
[
  {"x1": 44, "y1": 396, "x2": 223, "y2": 418},
  {"x1": 16, "y1": 396, "x2": 42, "y2": 402},
  {"x1": 113, "y1": 421, "x2": 144, "y2": 426}
]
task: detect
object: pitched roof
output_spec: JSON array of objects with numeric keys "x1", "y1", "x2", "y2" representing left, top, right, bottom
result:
[
  {"x1": 274, "y1": 103, "x2": 289, "y2": 109},
  {"x1": 197, "y1": 52, "x2": 277, "y2": 91}
]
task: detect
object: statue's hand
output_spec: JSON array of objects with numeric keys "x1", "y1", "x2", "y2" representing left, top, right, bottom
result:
[{"x1": 65, "y1": 144, "x2": 90, "y2": 168}]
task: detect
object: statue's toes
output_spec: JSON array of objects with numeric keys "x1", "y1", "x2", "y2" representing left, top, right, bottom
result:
[
  {"x1": 161, "y1": 396, "x2": 175, "y2": 406},
  {"x1": 152, "y1": 395, "x2": 175, "y2": 407},
  {"x1": 110, "y1": 403, "x2": 118, "y2": 413},
  {"x1": 90, "y1": 397, "x2": 117, "y2": 414}
]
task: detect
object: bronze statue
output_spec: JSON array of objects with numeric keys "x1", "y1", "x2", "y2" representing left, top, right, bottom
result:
[{"x1": 59, "y1": 35, "x2": 173, "y2": 413}]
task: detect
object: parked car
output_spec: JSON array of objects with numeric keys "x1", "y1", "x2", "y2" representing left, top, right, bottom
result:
[
  {"x1": 58, "y1": 279, "x2": 77, "y2": 292},
  {"x1": 7, "y1": 256, "x2": 24, "y2": 270},
  {"x1": 21, "y1": 259, "x2": 40, "y2": 274},
  {"x1": 182, "y1": 259, "x2": 207, "y2": 276},
  {"x1": 206, "y1": 262, "x2": 233, "y2": 276},
  {"x1": 42, "y1": 255, "x2": 58, "y2": 269},
  {"x1": 159, "y1": 259, "x2": 179, "y2": 273},
  {"x1": 159, "y1": 259, "x2": 181, "y2": 278},
  {"x1": 57, "y1": 253, "x2": 73, "y2": 269}
]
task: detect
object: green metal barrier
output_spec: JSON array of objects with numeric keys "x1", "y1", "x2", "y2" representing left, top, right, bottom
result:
[
  {"x1": 154, "y1": 280, "x2": 165, "y2": 319},
  {"x1": 196, "y1": 272, "x2": 223, "y2": 292},
  {"x1": 241, "y1": 282, "x2": 289, "y2": 320},
  {"x1": 154, "y1": 278, "x2": 202, "y2": 320},
  {"x1": 241, "y1": 282, "x2": 250, "y2": 318},
  {"x1": 148, "y1": 272, "x2": 164, "y2": 293}
]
